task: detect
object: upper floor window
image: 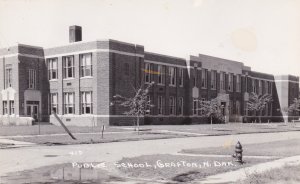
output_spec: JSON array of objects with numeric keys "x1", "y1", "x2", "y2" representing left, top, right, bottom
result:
[
  {"x1": 81, "y1": 91, "x2": 93, "y2": 114},
  {"x1": 236, "y1": 75, "x2": 241, "y2": 92},
  {"x1": 169, "y1": 67, "x2": 176, "y2": 86},
  {"x1": 5, "y1": 64, "x2": 12, "y2": 88},
  {"x1": 201, "y1": 69, "x2": 207, "y2": 88},
  {"x1": 179, "y1": 68, "x2": 184, "y2": 87},
  {"x1": 269, "y1": 82, "x2": 273, "y2": 94},
  {"x1": 64, "y1": 92, "x2": 74, "y2": 114},
  {"x1": 193, "y1": 68, "x2": 197, "y2": 87},
  {"x1": 50, "y1": 93, "x2": 58, "y2": 114},
  {"x1": 169, "y1": 96, "x2": 176, "y2": 115},
  {"x1": 228, "y1": 73, "x2": 233, "y2": 91},
  {"x1": 252, "y1": 79, "x2": 256, "y2": 93},
  {"x1": 258, "y1": 80, "x2": 263, "y2": 95},
  {"x1": 63, "y1": 56, "x2": 75, "y2": 79},
  {"x1": 220, "y1": 72, "x2": 226, "y2": 91},
  {"x1": 47, "y1": 58, "x2": 58, "y2": 80},
  {"x1": 80, "y1": 53, "x2": 92, "y2": 77},
  {"x1": 124, "y1": 63, "x2": 129, "y2": 76},
  {"x1": 158, "y1": 65, "x2": 165, "y2": 85},
  {"x1": 28, "y1": 69, "x2": 36, "y2": 89},
  {"x1": 178, "y1": 97, "x2": 183, "y2": 115},
  {"x1": 211, "y1": 70, "x2": 217, "y2": 90},
  {"x1": 144, "y1": 63, "x2": 153, "y2": 83}
]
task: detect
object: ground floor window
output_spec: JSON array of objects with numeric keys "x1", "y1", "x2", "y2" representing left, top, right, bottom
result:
[
  {"x1": 9, "y1": 101, "x2": 14, "y2": 115},
  {"x1": 178, "y1": 97, "x2": 183, "y2": 115},
  {"x1": 145, "y1": 95, "x2": 151, "y2": 115},
  {"x1": 81, "y1": 91, "x2": 92, "y2": 114},
  {"x1": 64, "y1": 92, "x2": 75, "y2": 114},
  {"x1": 158, "y1": 96, "x2": 164, "y2": 115},
  {"x1": 3, "y1": 101, "x2": 8, "y2": 115},
  {"x1": 169, "y1": 96, "x2": 176, "y2": 115},
  {"x1": 50, "y1": 93, "x2": 58, "y2": 114},
  {"x1": 236, "y1": 101, "x2": 240, "y2": 115},
  {"x1": 193, "y1": 98, "x2": 198, "y2": 115}
]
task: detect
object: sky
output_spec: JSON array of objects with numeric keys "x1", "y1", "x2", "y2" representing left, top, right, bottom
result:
[{"x1": 0, "y1": 0, "x2": 300, "y2": 77}]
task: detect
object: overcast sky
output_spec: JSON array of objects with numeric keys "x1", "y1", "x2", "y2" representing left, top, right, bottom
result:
[{"x1": 0, "y1": 0, "x2": 299, "y2": 77}]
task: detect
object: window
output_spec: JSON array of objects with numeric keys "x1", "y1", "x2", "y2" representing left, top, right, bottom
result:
[
  {"x1": 63, "y1": 92, "x2": 74, "y2": 114},
  {"x1": 28, "y1": 69, "x2": 36, "y2": 89},
  {"x1": 220, "y1": 72, "x2": 225, "y2": 91},
  {"x1": 81, "y1": 92, "x2": 93, "y2": 114},
  {"x1": 63, "y1": 56, "x2": 75, "y2": 79},
  {"x1": 201, "y1": 69, "x2": 207, "y2": 88},
  {"x1": 199, "y1": 98, "x2": 205, "y2": 115},
  {"x1": 236, "y1": 101, "x2": 240, "y2": 115},
  {"x1": 178, "y1": 97, "x2": 183, "y2": 115},
  {"x1": 3, "y1": 101, "x2": 8, "y2": 115},
  {"x1": 144, "y1": 63, "x2": 152, "y2": 83},
  {"x1": 252, "y1": 79, "x2": 256, "y2": 93},
  {"x1": 236, "y1": 75, "x2": 241, "y2": 92},
  {"x1": 244, "y1": 103, "x2": 248, "y2": 116},
  {"x1": 169, "y1": 96, "x2": 176, "y2": 115},
  {"x1": 258, "y1": 80, "x2": 262, "y2": 95},
  {"x1": 193, "y1": 69, "x2": 197, "y2": 87},
  {"x1": 193, "y1": 98, "x2": 198, "y2": 115},
  {"x1": 9, "y1": 101, "x2": 14, "y2": 115},
  {"x1": 265, "y1": 81, "x2": 268, "y2": 94},
  {"x1": 268, "y1": 82, "x2": 272, "y2": 94},
  {"x1": 158, "y1": 65, "x2": 165, "y2": 85},
  {"x1": 124, "y1": 63, "x2": 129, "y2": 76},
  {"x1": 169, "y1": 67, "x2": 176, "y2": 86},
  {"x1": 47, "y1": 58, "x2": 58, "y2": 80},
  {"x1": 158, "y1": 96, "x2": 164, "y2": 115},
  {"x1": 179, "y1": 68, "x2": 184, "y2": 87},
  {"x1": 50, "y1": 93, "x2": 58, "y2": 114},
  {"x1": 228, "y1": 73, "x2": 233, "y2": 91},
  {"x1": 80, "y1": 53, "x2": 92, "y2": 77},
  {"x1": 211, "y1": 70, "x2": 217, "y2": 90},
  {"x1": 229, "y1": 101, "x2": 233, "y2": 115},
  {"x1": 5, "y1": 64, "x2": 12, "y2": 88}
]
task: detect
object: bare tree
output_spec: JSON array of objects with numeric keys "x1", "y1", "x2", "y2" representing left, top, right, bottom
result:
[
  {"x1": 112, "y1": 82, "x2": 154, "y2": 134},
  {"x1": 247, "y1": 92, "x2": 272, "y2": 123},
  {"x1": 198, "y1": 96, "x2": 225, "y2": 129}
]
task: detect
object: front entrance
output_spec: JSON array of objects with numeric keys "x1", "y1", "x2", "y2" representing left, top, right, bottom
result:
[{"x1": 26, "y1": 101, "x2": 39, "y2": 122}]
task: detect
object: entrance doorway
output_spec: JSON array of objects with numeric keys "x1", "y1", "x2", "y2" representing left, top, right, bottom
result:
[{"x1": 26, "y1": 101, "x2": 39, "y2": 122}]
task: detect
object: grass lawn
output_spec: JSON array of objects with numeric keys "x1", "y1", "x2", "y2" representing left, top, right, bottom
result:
[
  {"x1": 0, "y1": 125, "x2": 130, "y2": 136},
  {"x1": 1, "y1": 123, "x2": 300, "y2": 137},
  {"x1": 236, "y1": 164, "x2": 300, "y2": 184},
  {"x1": 181, "y1": 139, "x2": 300, "y2": 157},
  {"x1": 9, "y1": 131, "x2": 193, "y2": 145},
  {"x1": 117, "y1": 154, "x2": 273, "y2": 183},
  {"x1": 145, "y1": 123, "x2": 300, "y2": 136}
]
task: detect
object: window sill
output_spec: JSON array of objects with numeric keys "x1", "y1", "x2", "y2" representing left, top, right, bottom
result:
[
  {"x1": 80, "y1": 76, "x2": 93, "y2": 79},
  {"x1": 63, "y1": 78, "x2": 75, "y2": 81},
  {"x1": 157, "y1": 83, "x2": 165, "y2": 86},
  {"x1": 169, "y1": 84, "x2": 176, "y2": 87},
  {"x1": 49, "y1": 79, "x2": 58, "y2": 82}
]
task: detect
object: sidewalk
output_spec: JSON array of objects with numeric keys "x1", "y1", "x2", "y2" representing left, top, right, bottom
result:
[{"x1": 199, "y1": 155, "x2": 300, "y2": 184}]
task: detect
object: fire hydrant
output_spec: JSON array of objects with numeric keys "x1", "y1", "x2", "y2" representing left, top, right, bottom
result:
[{"x1": 232, "y1": 141, "x2": 243, "y2": 164}]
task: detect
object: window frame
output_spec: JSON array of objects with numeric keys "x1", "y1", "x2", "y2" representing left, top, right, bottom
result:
[
  {"x1": 201, "y1": 69, "x2": 207, "y2": 89},
  {"x1": 63, "y1": 92, "x2": 75, "y2": 114},
  {"x1": 47, "y1": 58, "x2": 58, "y2": 80},
  {"x1": 169, "y1": 67, "x2": 176, "y2": 86},
  {"x1": 169, "y1": 96, "x2": 176, "y2": 115},
  {"x1": 63, "y1": 55, "x2": 75, "y2": 79},
  {"x1": 80, "y1": 53, "x2": 93, "y2": 78},
  {"x1": 81, "y1": 91, "x2": 93, "y2": 114},
  {"x1": 28, "y1": 69, "x2": 36, "y2": 89},
  {"x1": 50, "y1": 93, "x2": 58, "y2": 114}
]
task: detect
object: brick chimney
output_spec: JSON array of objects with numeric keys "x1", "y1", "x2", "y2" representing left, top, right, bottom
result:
[{"x1": 69, "y1": 25, "x2": 82, "y2": 43}]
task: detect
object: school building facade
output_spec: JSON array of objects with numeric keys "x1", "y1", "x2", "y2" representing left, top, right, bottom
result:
[{"x1": 0, "y1": 26, "x2": 299, "y2": 126}]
